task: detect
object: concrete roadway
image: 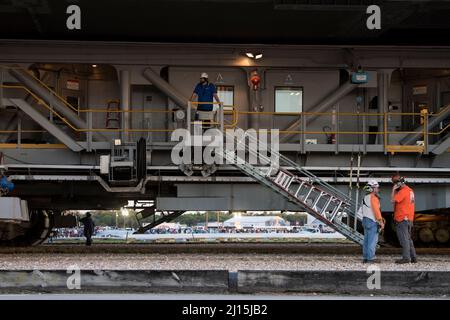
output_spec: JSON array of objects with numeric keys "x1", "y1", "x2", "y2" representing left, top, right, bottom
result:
[{"x1": 0, "y1": 293, "x2": 448, "y2": 300}]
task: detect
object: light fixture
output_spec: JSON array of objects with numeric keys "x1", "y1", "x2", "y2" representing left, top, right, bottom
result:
[
  {"x1": 114, "y1": 139, "x2": 122, "y2": 146},
  {"x1": 92, "y1": 64, "x2": 98, "y2": 68},
  {"x1": 121, "y1": 207, "x2": 129, "y2": 217},
  {"x1": 245, "y1": 52, "x2": 263, "y2": 60}
]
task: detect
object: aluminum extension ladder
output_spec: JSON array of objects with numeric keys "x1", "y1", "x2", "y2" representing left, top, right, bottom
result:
[{"x1": 219, "y1": 131, "x2": 364, "y2": 245}]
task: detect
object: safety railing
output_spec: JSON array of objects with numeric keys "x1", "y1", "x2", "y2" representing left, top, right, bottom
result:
[
  {"x1": 0, "y1": 84, "x2": 238, "y2": 148},
  {"x1": 186, "y1": 101, "x2": 238, "y2": 134},
  {"x1": 0, "y1": 80, "x2": 447, "y2": 153},
  {"x1": 0, "y1": 65, "x2": 80, "y2": 113},
  {"x1": 235, "y1": 105, "x2": 449, "y2": 154}
]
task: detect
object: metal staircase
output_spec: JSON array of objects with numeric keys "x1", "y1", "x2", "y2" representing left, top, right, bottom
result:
[
  {"x1": 134, "y1": 207, "x2": 185, "y2": 234},
  {"x1": 219, "y1": 130, "x2": 364, "y2": 245}
]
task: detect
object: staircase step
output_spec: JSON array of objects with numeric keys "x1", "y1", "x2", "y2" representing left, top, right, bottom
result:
[{"x1": 219, "y1": 131, "x2": 364, "y2": 245}]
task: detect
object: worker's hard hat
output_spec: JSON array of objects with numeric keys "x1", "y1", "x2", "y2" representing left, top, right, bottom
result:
[
  {"x1": 200, "y1": 72, "x2": 209, "y2": 79},
  {"x1": 367, "y1": 180, "x2": 380, "y2": 188}
]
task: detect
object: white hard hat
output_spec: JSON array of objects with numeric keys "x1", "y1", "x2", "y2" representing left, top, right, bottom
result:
[
  {"x1": 200, "y1": 72, "x2": 209, "y2": 79},
  {"x1": 367, "y1": 180, "x2": 379, "y2": 188}
]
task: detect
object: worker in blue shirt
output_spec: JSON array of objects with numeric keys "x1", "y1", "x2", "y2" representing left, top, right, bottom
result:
[
  {"x1": 0, "y1": 175, "x2": 14, "y2": 195},
  {"x1": 190, "y1": 72, "x2": 222, "y2": 112}
]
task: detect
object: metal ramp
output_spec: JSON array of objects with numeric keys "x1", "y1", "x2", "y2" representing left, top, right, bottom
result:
[{"x1": 219, "y1": 130, "x2": 364, "y2": 245}]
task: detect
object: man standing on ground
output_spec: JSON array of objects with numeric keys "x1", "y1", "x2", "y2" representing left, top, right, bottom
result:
[
  {"x1": 361, "y1": 180, "x2": 384, "y2": 263},
  {"x1": 391, "y1": 174, "x2": 417, "y2": 264},
  {"x1": 80, "y1": 212, "x2": 95, "y2": 246}
]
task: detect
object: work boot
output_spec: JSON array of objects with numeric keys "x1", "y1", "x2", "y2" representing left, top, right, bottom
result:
[
  {"x1": 395, "y1": 259, "x2": 410, "y2": 264},
  {"x1": 367, "y1": 259, "x2": 380, "y2": 263},
  {"x1": 411, "y1": 258, "x2": 418, "y2": 263}
]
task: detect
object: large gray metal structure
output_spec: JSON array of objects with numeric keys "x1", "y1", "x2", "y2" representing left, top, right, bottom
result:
[{"x1": 0, "y1": 40, "x2": 449, "y2": 245}]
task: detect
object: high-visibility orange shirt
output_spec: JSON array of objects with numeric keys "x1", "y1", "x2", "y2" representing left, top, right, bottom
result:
[
  {"x1": 393, "y1": 185, "x2": 415, "y2": 222},
  {"x1": 370, "y1": 194, "x2": 382, "y2": 221}
]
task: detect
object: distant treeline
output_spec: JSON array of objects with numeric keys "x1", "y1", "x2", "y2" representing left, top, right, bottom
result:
[{"x1": 82, "y1": 211, "x2": 308, "y2": 228}]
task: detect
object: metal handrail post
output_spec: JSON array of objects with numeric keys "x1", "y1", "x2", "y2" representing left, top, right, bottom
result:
[
  {"x1": 424, "y1": 109, "x2": 429, "y2": 154},
  {"x1": 187, "y1": 101, "x2": 192, "y2": 135},
  {"x1": 17, "y1": 117, "x2": 22, "y2": 149},
  {"x1": 87, "y1": 111, "x2": 93, "y2": 152},
  {"x1": 362, "y1": 113, "x2": 367, "y2": 154},
  {"x1": 49, "y1": 92, "x2": 54, "y2": 123},
  {"x1": 354, "y1": 153, "x2": 361, "y2": 230},
  {"x1": 220, "y1": 103, "x2": 224, "y2": 133},
  {"x1": 334, "y1": 105, "x2": 339, "y2": 155},
  {"x1": 301, "y1": 112, "x2": 306, "y2": 154},
  {"x1": 384, "y1": 112, "x2": 388, "y2": 155},
  {"x1": 0, "y1": 67, "x2": 3, "y2": 109}
]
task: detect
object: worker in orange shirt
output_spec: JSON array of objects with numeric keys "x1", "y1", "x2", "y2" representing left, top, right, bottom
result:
[
  {"x1": 360, "y1": 180, "x2": 384, "y2": 263},
  {"x1": 391, "y1": 174, "x2": 417, "y2": 264}
]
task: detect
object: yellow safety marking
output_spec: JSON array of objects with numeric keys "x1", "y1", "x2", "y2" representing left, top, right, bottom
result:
[
  {"x1": 0, "y1": 143, "x2": 67, "y2": 149},
  {"x1": 385, "y1": 145, "x2": 425, "y2": 154}
]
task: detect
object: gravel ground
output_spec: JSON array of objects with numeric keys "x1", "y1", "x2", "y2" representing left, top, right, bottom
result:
[
  {"x1": 1, "y1": 243, "x2": 449, "y2": 255},
  {"x1": 1, "y1": 253, "x2": 449, "y2": 272}
]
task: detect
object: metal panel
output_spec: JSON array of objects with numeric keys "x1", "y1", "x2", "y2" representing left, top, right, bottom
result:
[
  {"x1": 142, "y1": 68, "x2": 188, "y2": 109},
  {"x1": 0, "y1": 197, "x2": 29, "y2": 221},
  {"x1": 157, "y1": 197, "x2": 230, "y2": 211},
  {"x1": 174, "y1": 184, "x2": 301, "y2": 211},
  {"x1": 281, "y1": 82, "x2": 359, "y2": 142}
]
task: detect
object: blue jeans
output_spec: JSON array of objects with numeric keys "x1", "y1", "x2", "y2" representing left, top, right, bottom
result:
[{"x1": 362, "y1": 217, "x2": 379, "y2": 261}]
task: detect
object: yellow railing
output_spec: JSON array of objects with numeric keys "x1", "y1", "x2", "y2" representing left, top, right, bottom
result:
[
  {"x1": 1, "y1": 79, "x2": 448, "y2": 153},
  {"x1": 188, "y1": 101, "x2": 238, "y2": 128},
  {"x1": 1, "y1": 65, "x2": 80, "y2": 113},
  {"x1": 234, "y1": 106, "x2": 449, "y2": 154},
  {"x1": 0, "y1": 85, "x2": 237, "y2": 135}
]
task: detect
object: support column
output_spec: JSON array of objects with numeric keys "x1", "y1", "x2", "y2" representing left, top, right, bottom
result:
[
  {"x1": 377, "y1": 70, "x2": 391, "y2": 145},
  {"x1": 120, "y1": 70, "x2": 131, "y2": 142},
  {"x1": 0, "y1": 67, "x2": 3, "y2": 109}
]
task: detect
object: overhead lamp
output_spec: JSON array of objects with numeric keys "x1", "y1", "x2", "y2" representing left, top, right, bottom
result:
[
  {"x1": 92, "y1": 64, "x2": 98, "y2": 68},
  {"x1": 121, "y1": 207, "x2": 129, "y2": 217},
  {"x1": 245, "y1": 52, "x2": 263, "y2": 60},
  {"x1": 114, "y1": 139, "x2": 122, "y2": 146}
]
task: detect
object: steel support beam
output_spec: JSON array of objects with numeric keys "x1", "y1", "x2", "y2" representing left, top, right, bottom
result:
[
  {"x1": 142, "y1": 67, "x2": 188, "y2": 109},
  {"x1": 377, "y1": 70, "x2": 391, "y2": 146},
  {"x1": 431, "y1": 133, "x2": 450, "y2": 155},
  {"x1": 280, "y1": 82, "x2": 359, "y2": 142},
  {"x1": 2, "y1": 98, "x2": 84, "y2": 152},
  {"x1": 8, "y1": 67, "x2": 106, "y2": 142},
  {"x1": 400, "y1": 106, "x2": 450, "y2": 145},
  {"x1": 0, "y1": 113, "x2": 18, "y2": 143},
  {"x1": 120, "y1": 70, "x2": 131, "y2": 142}
]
